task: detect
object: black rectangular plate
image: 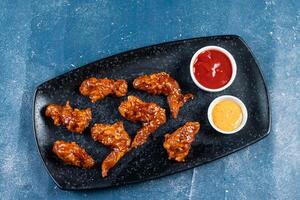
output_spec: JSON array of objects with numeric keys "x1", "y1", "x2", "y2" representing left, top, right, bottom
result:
[{"x1": 33, "y1": 35, "x2": 270, "y2": 190}]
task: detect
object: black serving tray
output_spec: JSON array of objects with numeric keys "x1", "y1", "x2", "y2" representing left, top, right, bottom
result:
[{"x1": 33, "y1": 35, "x2": 270, "y2": 190}]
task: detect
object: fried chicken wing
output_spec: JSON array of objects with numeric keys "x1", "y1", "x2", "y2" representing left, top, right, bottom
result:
[
  {"x1": 53, "y1": 140, "x2": 95, "y2": 168},
  {"x1": 91, "y1": 121, "x2": 131, "y2": 177},
  {"x1": 133, "y1": 72, "x2": 193, "y2": 119},
  {"x1": 118, "y1": 96, "x2": 166, "y2": 148},
  {"x1": 45, "y1": 101, "x2": 92, "y2": 133},
  {"x1": 163, "y1": 122, "x2": 200, "y2": 162},
  {"x1": 80, "y1": 77, "x2": 128, "y2": 103}
]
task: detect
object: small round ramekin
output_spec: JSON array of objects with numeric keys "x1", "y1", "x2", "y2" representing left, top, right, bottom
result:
[
  {"x1": 190, "y1": 46, "x2": 237, "y2": 92},
  {"x1": 207, "y1": 95, "x2": 248, "y2": 134}
]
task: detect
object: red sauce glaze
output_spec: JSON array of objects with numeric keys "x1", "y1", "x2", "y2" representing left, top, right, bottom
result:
[{"x1": 193, "y1": 50, "x2": 233, "y2": 89}]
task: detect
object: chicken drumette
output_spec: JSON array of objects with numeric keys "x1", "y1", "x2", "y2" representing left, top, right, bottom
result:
[
  {"x1": 133, "y1": 72, "x2": 193, "y2": 119},
  {"x1": 91, "y1": 121, "x2": 131, "y2": 177},
  {"x1": 53, "y1": 140, "x2": 95, "y2": 168},
  {"x1": 80, "y1": 77, "x2": 128, "y2": 103},
  {"x1": 45, "y1": 101, "x2": 92, "y2": 133},
  {"x1": 118, "y1": 96, "x2": 166, "y2": 148},
  {"x1": 163, "y1": 122, "x2": 200, "y2": 162}
]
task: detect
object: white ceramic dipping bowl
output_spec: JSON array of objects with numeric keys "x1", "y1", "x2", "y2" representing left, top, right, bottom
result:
[
  {"x1": 207, "y1": 95, "x2": 248, "y2": 134},
  {"x1": 190, "y1": 45, "x2": 237, "y2": 92}
]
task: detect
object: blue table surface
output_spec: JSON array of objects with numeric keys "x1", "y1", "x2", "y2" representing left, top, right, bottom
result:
[{"x1": 1, "y1": 0, "x2": 299, "y2": 199}]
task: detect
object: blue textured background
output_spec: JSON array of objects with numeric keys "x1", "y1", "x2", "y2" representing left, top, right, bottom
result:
[{"x1": 0, "y1": 0, "x2": 299, "y2": 199}]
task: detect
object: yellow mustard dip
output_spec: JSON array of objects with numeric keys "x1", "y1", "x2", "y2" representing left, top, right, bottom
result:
[{"x1": 212, "y1": 100, "x2": 243, "y2": 132}]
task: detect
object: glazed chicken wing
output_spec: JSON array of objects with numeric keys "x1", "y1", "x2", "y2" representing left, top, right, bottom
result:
[
  {"x1": 163, "y1": 122, "x2": 200, "y2": 162},
  {"x1": 133, "y1": 72, "x2": 193, "y2": 119},
  {"x1": 80, "y1": 77, "x2": 128, "y2": 103},
  {"x1": 53, "y1": 140, "x2": 95, "y2": 168},
  {"x1": 118, "y1": 96, "x2": 166, "y2": 148},
  {"x1": 91, "y1": 121, "x2": 131, "y2": 177},
  {"x1": 45, "y1": 101, "x2": 92, "y2": 133}
]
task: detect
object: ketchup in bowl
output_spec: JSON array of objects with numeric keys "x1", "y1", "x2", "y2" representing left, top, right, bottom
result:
[
  {"x1": 194, "y1": 50, "x2": 232, "y2": 89},
  {"x1": 190, "y1": 46, "x2": 236, "y2": 92}
]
